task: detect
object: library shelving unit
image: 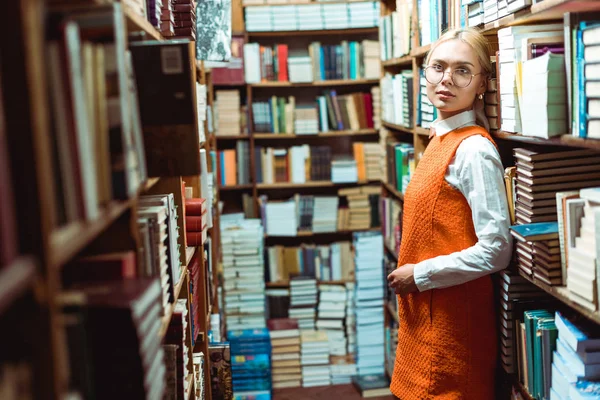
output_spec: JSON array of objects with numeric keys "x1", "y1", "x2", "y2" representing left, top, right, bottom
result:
[
  {"x1": 1, "y1": 1, "x2": 217, "y2": 399},
  {"x1": 377, "y1": 0, "x2": 600, "y2": 397}
]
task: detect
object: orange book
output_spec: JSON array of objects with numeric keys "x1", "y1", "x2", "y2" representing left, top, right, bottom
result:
[
  {"x1": 224, "y1": 149, "x2": 237, "y2": 185},
  {"x1": 353, "y1": 143, "x2": 366, "y2": 181}
]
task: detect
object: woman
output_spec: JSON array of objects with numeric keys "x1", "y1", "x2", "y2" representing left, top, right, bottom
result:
[{"x1": 386, "y1": 28, "x2": 512, "y2": 399}]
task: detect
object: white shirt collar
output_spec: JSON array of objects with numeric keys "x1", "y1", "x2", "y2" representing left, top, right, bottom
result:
[{"x1": 431, "y1": 110, "x2": 477, "y2": 137}]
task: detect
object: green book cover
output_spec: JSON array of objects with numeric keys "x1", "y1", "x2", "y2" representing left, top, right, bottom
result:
[
  {"x1": 534, "y1": 317, "x2": 554, "y2": 400},
  {"x1": 270, "y1": 96, "x2": 279, "y2": 134},
  {"x1": 541, "y1": 322, "x2": 558, "y2": 400},
  {"x1": 524, "y1": 310, "x2": 552, "y2": 396},
  {"x1": 278, "y1": 97, "x2": 286, "y2": 135}
]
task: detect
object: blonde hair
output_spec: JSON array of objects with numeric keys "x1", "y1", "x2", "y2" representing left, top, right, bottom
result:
[{"x1": 425, "y1": 28, "x2": 492, "y2": 130}]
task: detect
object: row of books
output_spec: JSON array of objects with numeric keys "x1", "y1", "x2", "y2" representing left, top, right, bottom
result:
[
  {"x1": 244, "y1": 2, "x2": 380, "y2": 32},
  {"x1": 338, "y1": 185, "x2": 382, "y2": 231},
  {"x1": 381, "y1": 71, "x2": 414, "y2": 128},
  {"x1": 252, "y1": 143, "x2": 382, "y2": 185},
  {"x1": 220, "y1": 214, "x2": 267, "y2": 332},
  {"x1": 149, "y1": 0, "x2": 198, "y2": 40},
  {"x1": 384, "y1": 141, "x2": 415, "y2": 195},
  {"x1": 216, "y1": 141, "x2": 251, "y2": 186},
  {"x1": 382, "y1": 196, "x2": 402, "y2": 259},
  {"x1": 252, "y1": 91, "x2": 376, "y2": 134},
  {"x1": 416, "y1": 71, "x2": 438, "y2": 129},
  {"x1": 379, "y1": 0, "x2": 412, "y2": 61},
  {"x1": 164, "y1": 299, "x2": 192, "y2": 398},
  {"x1": 266, "y1": 242, "x2": 355, "y2": 283},
  {"x1": 215, "y1": 90, "x2": 245, "y2": 137},
  {"x1": 243, "y1": 41, "x2": 379, "y2": 84},
  {"x1": 462, "y1": 0, "x2": 535, "y2": 27}
]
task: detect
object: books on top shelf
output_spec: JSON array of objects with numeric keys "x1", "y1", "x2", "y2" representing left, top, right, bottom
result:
[
  {"x1": 266, "y1": 242, "x2": 354, "y2": 283},
  {"x1": 243, "y1": 40, "x2": 380, "y2": 84},
  {"x1": 215, "y1": 90, "x2": 243, "y2": 136},
  {"x1": 353, "y1": 231, "x2": 385, "y2": 376},
  {"x1": 381, "y1": 71, "x2": 413, "y2": 128},
  {"x1": 379, "y1": 0, "x2": 412, "y2": 61},
  {"x1": 244, "y1": 2, "x2": 380, "y2": 32},
  {"x1": 221, "y1": 215, "x2": 267, "y2": 331}
]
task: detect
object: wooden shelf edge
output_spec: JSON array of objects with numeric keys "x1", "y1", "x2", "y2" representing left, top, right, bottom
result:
[
  {"x1": 414, "y1": 126, "x2": 430, "y2": 137},
  {"x1": 0, "y1": 257, "x2": 36, "y2": 315},
  {"x1": 492, "y1": 131, "x2": 600, "y2": 150},
  {"x1": 410, "y1": 44, "x2": 431, "y2": 58},
  {"x1": 265, "y1": 226, "x2": 381, "y2": 238},
  {"x1": 250, "y1": 79, "x2": 379, "y2": 88},
  {"x1": 253, "y1": 129, "x2": 378, "y2": 139},
  {"x1": 49, "y1": 199, "x2": 135, "y2": 269},
  {"x1": 159, "y1": 268, "x2": 189, "y2": 339},
  {"x1": 257, "y1": 180, "x2": 380, "y2": 189},
  {"x1": 185, "y1": 373, "x2": 194, "y2": 400},
  {"x1": 142, "y1": 177, "x2": 160, "y2": 192},
  {"x1": 518, "y1": 270, "x2": 600, "y2": 325},
  {"x1": 247, "y1": 27, "x2": 378, "y2": 36},
  {"x1": 266, "y1": 279, "x2": 353, "y2": 288},
  {"x1": 214, "y1": 135, "x2": 250, "y2": 140},
  {"x1": 382, "y1": 55, "x2": 412, "y2": 67},
  {"x1": 383, "y1": 182, "x2": 404, "y2": 201},
  {"x1": 218, "y1": 184, "x2": 254, "y2": 191},
  {"x1": 123, "y1": 4, "x2": 164, "y2": 41},
  {"x1": 186, "y1": 247, "x2": 197, "y2": 266},
  {"x1": 382, "y1": 121, "x2": 413, "y2": 134}
]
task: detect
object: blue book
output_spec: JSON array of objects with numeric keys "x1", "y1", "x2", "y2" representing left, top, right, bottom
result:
[
  {"x1": 555, "y1": 311, "x2": 600, "y2": 353},
  {"x1": 570, "y1": 380, "x2": 600, "y2": 400},
  {"x1": 233, "y1": 391, "x2": 271, "y2": 400},
  {"x1": 509, "y1": 222, "x2": 559, "y2": 242},
  {"x1": 228, "y1": 328, "x2": 271, "y2": 341}
]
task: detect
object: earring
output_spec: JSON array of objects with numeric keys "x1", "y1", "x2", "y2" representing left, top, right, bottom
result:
[{"x1": 478, "y1": 93, "x2": 483, "y2": 100}]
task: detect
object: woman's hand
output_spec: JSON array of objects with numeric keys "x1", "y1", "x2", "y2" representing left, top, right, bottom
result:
[{"x1": 387, "y1": 264, "x2": 418, "y2": 296}]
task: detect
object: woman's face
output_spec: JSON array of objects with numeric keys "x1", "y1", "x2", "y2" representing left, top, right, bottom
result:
[{"x1": 425, "y1": 39, "x2": 486, "y2": 120}]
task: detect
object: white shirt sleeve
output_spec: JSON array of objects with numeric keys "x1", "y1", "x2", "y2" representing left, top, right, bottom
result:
[{"x1": 413, "y1": 135, "x2": 513, "y2": 291}]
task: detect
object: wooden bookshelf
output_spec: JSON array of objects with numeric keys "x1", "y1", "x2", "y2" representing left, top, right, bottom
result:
[
  {"x1": 186, "y1": 246, "x2": 196, "y2": 266},
  {"x1": 247, "y1": 27, "x2": 378, "y2": 37},
  {"x1": 518, "y1": 270, "x2": 600, "y2": 325},
  {"x1": 382, "y1": 55, "x2": 413, "y2": 67},
  {"x1": 382, "y1": 182, "x2": 404, "y2": 202},
  {"x1": 386, "y1": 300, "x2": 399, "y2": 324},
  {"x1": 49, "y1": 199, "x2": 135, "y2": 270},
  {"x1": 253, "y1": 129, "x2": 379, "y2": 139},
  {"x1": 219, "y1": 184, "x2": 254, "y2": 191},
  {"x1": 414, "y1": 126, "x2": 430, "y2": 137},
  {"x1": 159, "y1": 269, "x2": 189, "y2": 339},
  {"x1": 265, "y1": 226, "x2": 381, "y2": 238},
  {"x1": 382, "y1": 121, "x2": 414, "y2": 135},
  {"x1": 0, "y1": 257, "x2": 36, "y2": 314},
  {"x1": 250, "y1": 79, "x2": 379, "y2": 88},
  {"x1": 214, "y1": 134, "x2": 250, "y2": 140},
  {"x1": 143, "y1": 177, "x2": 161, "y2": 192},
  {"x1": 410, "y1": 43, "x2": 431, "y2": 58},
  {"x1": 243, "y1": 0, "x2": 377, "y2": 7},
  {"x1": 256, "y1": 180, "x2": 380, "y2": 190},
  {"x1": 492, "y1": 131, "x2": 600, "y2": 151},
  {"x1": 266, "y1": 279, "x2": 353, "y2": 288},
  {"x1": 123, "y1": 4, "x2": 164, "y2": 41}
]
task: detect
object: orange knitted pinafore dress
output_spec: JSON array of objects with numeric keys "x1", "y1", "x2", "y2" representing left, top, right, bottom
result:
[{"x1": 390, "y1": 126, "x2": 498, "y2": 400}]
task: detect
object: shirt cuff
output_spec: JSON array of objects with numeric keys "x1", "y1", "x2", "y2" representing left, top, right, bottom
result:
[{"x1": 413, "y1": 259, "x2": 435, "y2": 292}]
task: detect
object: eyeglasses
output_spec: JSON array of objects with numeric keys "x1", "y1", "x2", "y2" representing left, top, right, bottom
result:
[{"x1": 424, "y1": 65, "x2": 484, "y2": 88}]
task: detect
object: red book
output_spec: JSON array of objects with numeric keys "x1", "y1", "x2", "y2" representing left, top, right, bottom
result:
[
  {"x1": 185, "y1": 198, "x2": 206, "y2": 216},
  {"x1": 62, "y1": 251, "x2": 137, "y2": 287},
  {"x1": 363, "y1": 93, "x2": 374, "y2": 129},
  {"x1": 186, "y1": 230, "x2": 206, "y2": 246},
  {"x1": 211, "y1": 36, "x2": 245, "y2": 85},
  {"x1": 277, "y1": 44, "x2": 288, "y2": 82},
  {"x1": 267, "y1": 318, "x2": 299, "y2": 331},
  {"x1": 186, "y1": 213, "x2": 207, "y2": 232}
]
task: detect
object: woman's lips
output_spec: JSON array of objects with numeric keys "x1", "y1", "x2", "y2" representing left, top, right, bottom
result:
[{"x1": 436, "y1": 90, "x2": 455, "y2": 100}]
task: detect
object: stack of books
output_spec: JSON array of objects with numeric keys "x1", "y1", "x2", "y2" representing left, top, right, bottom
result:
[
  {"x1": 185, "y1": 197, "x2": 207, "y2": 246},
  {"x1": 512, "y1": 148, "x2": 600, "y2": 225},
  {"x1": 353, "y1": 143, "x2": 382, "y2": 182},
  {"x1": 467, "y1": 0, "x2": 483, "y2": 27},
  {"x1": 315, "y1": 91, "x2": 375, "y2": 132},
  {"x1": 353, "y1": 231, "x2": 385, "y2": 376},
  {"x1": 221, "y1": 216, "x2": 267, "y2": 331},
  {"x1": 362, "y1": 40, "x2": 381, "y2": 79},
  {"x1": 317, "y1": 284, "x2": 348, "y2": 356},
  {"x1": 511, "y1": 222, "x2": 561, "y2": 287},
  {"x1": 264, "y1": 200, "x2": 298, "y2": 236},
  {"x1": 215, "y1": 90, "x2": 242, "y2": 136},
  {"x1": 483, "y1": 0, "x2": 498, "y2": 24},
  {"x1": 294, "y1": 105, "x2": 320, "y2": 134},
  {"x1": 381, "y1": 71, "x2": 413, "y2": 127},
  {"x1": 338, "y1": 186, "x2": 381, "y2": 231},
  {"x1": 159, "y1": 0, "x2": 175, "y2": 37},
  {"x1": 228, "y1": 328, "x2": 272, "y2": 398},
  {"x1": 172, "y1": 0, "x2": 196, "y2": 40},
  {"x1": 272, "y1": 4, "x2": 297, "y2": 31},
  {"x1": 290, "y1": 277, "x2": 318, "y2": 330},
  {"x1": 297, "y1": 4, "x2": 322, "y2": 30},
  {"x1": 346, "y1": 282, "x2": 357, "y2": 356},
  {"x1": 564, "y1": 188, "x2": 600, "y2": 311},
  {"x1": 268, "y1": 318, "x2": 302, "y2": 389},
  {"x1": 208, "y1": 343, "x2": 233, "y2": 399},
  {"x1": 551, "y1": 311, "x2": 600, "y2": 400},
  {"x1": 417, "y1": 69, "x2": 436, "y2": 129},
  {"x1": 164, "y1": 299, "x2": 191, "y2": 398},
  {"x1": 485, "y1": 60, "x2": 499, "y2": 132},
  {"x1": 193, "y1": 351, "x2": 205, "y2": 400},
  {"x1": 244, "y1": 6, "x2": 273, "y2": 31},
  {"x1": 386, "y1": 142, "x2": 414, "y2": 195},
  {"x1": 522, "y1": 52, "x2": 567, "y2": 139},
  {"x1": 312, "y1": 196, "x2": 339, "y2": 233},
  {"x1": 331, "y1": 157, "x2": 358, "y2": 183},
  {"x1": 330, "y1": 356, "x2": 358, "y2": 385},
  {"x1": 288, "y1": 52, "x2": 314, "y2": 83},
  {"x1": 497, "y1": 23, "x2": 562, "y2": 133},
  {"x1": 496, "y1": 269, "x2": 545, "y2": 374},
  {"x1": 147, "y1": 0, "x2": 164, "y2": 30},
  {"x1": 300, "y1": 330, "x2": 331, "y2": 387},
  {"x1": 62, "y1": 279, "x2": 166, "y2": 398},
  {"x1": 371, "y1": 86, "x2": 381, "y2": 129}
]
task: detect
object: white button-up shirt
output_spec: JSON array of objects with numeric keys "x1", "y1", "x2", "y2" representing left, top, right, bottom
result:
[{"x1": 413, "y1": 110, "x2": 513, "y2": 291}]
